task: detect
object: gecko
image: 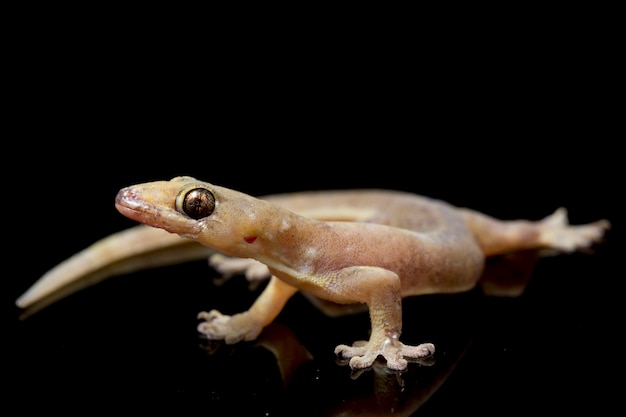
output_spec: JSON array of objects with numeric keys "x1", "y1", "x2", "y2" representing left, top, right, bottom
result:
[{"x1": 16, "y1": 176, "x2": 610, "y2": 371}]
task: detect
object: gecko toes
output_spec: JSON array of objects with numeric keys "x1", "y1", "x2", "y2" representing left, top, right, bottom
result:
[
  {"x1": 197, "y1": 310, "x2": 263, "y2": 344},
  {"x1": 335, "y1": 339, "x2": 436, "y2": 371},
  {"x1": 197, "y1": 309, "x2": 222, "y2": 321},
  {"x1": 403, "y1": 342, "x2": 435, "y2": 358}
]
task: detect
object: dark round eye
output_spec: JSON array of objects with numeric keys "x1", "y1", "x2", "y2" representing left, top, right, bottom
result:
[{"x1": 182, "y1": 188, "x2": 215, "y2": 219}]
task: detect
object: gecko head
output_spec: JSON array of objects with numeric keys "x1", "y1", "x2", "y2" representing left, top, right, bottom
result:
[
  {"x1": 115, "y1": 176, "x2": 212, "y2": 237},
  {"x1": 115, "y1": 176, "x2": 263, "y2": 248}
]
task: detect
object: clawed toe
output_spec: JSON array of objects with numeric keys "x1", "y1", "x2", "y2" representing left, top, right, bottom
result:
[
  {"x1": 402, "y1": 342, "x2": 435, "y2": 358},
  {"x1": 197, "y1": 309, "x2": 221, "y2": 321},
  {"x1": 335, "y1": 339, "x2": 436, "y2": 371}
]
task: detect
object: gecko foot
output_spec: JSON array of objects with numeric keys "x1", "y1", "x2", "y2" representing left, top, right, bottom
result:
[
  {"x1": 539, "y1": 208, "x2": 611, "y2": 253},
  {"x1": 197, "y1": 310, "x2": 263, "y2": 344},
  {"x1": 209, "y1": 254, "x2": 271, "y2": 282},
  {"x1": 334, "y1": 337, "x2": 435, "y2": 371}
]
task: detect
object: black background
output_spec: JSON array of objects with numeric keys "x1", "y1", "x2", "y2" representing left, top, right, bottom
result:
[{"x1": 4, "y1": 10, "x2": 622, "y2": 416}]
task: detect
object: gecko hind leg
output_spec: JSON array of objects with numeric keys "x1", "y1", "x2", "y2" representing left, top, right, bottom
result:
[{"x1": 459, "y1": 207, "x2": 611, "y2": 257}]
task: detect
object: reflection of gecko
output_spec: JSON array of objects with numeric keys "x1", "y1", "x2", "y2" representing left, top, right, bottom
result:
[{"x1": 16, "y1": 176, "x2": 610, "y2": 371}]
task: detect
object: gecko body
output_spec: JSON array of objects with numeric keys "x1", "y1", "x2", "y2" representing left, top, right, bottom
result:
[{"x1": 17, "y1": 176, "x2": 610, "y2": 371}]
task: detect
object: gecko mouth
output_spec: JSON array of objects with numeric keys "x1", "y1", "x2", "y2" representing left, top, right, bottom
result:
[
  {"x1": 115, "y1": 188, "x2": 160, "y2": 225},
  {"x1": 114, "y1": 201, "x2": 149, "y2": 224}
]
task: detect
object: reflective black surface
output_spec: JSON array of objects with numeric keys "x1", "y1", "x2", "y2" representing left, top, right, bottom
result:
[{"x1": 8, "y1": 244, "x2": 620, "y2": 415}]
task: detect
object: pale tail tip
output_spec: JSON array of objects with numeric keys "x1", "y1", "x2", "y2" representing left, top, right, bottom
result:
[{"x1": 15, "y1": 293, "x2": 31, "y2": 309}]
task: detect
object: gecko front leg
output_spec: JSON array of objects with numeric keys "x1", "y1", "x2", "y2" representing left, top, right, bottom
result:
[
  {"x1": 198, "y1": 276, "x2": 298, "y2": 343},
  {"x1": 326, "y1": 266, "x2": 435, "y2": 370}
]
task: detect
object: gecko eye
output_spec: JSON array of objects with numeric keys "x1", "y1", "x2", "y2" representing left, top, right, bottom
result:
[{"x1": 181, "y1": 188, "x2": 215, "y2": 219}]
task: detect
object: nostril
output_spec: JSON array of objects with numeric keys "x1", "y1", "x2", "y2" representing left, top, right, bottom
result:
[{"x1": 116, "y1": 188, "x2": 136, "y2": 202}]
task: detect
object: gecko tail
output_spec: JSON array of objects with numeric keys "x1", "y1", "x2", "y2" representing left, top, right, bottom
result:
[{"x1": 16, "y1": 225, "x2": 215, "y2": 317}]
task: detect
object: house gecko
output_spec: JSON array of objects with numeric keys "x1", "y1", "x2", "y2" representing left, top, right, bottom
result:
[{"x1": 16, "y1": 176, "x2": 610, "y2": 371}]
